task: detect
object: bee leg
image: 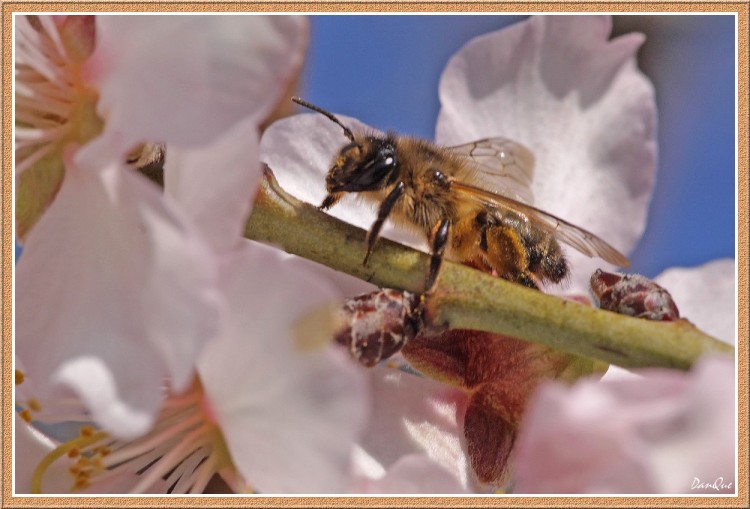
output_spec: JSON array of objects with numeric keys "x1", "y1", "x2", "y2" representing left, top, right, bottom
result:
[
  {"x1": 320, "y1": 192, "x2": 343, "y2": 211},
  {"x1": 363, "y1": 182, "x2": 405, "y2": 266},
  {"x1": 425, "y1": 218, "x2": 451, "y2": 293}
]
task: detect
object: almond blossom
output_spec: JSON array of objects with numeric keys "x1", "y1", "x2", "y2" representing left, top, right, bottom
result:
[
  {"x1": 511, "y1": 256, "x2": 735, "y2": 494},
  {"x1": 16, "y1": 14, "x2": 306, "y2": 437},
  {"x1": 15, "y1": 14, "x2": 376, "y2": 495},
  {"x1": 436, "y1": 15, "x2": 657, "y2": 294},
  {"x1": 16, "y1": 241, "x2": 371, "y2": 494},
  {"x1": 513, "y1": 354, "x2": 735, "y2": 494},
  {"x1": 16, "y1": 13, "x2": 736, "y2": 496},
  {"x1": 350, "y1": 367, "x2": 475, "y2": 492},
  {"x1": 260, "y1": 15, "x2": 659, "y2": 489}
]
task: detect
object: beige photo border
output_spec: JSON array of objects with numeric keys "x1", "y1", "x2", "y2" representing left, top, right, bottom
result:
[{"x1": 2, "y1": 2, "x2": 747, "y2": 508}]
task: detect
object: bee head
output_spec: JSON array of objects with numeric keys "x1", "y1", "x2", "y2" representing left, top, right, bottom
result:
[
  {"x1": 289, "y1": 98, "x2": 399, "y2": 210},
  {"x1": 325, "y1": 137, "x2": 398, "y2": 195}
]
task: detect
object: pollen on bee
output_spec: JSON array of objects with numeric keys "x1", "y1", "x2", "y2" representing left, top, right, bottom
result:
[{"x1": 79, "y1": 425, "x2": 96, "y2": 438}]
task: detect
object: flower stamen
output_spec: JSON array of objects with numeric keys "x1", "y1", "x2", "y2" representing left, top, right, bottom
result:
[
  {"x1": 26, "y1": 377, "x2": 242, "y2": 494},
  {"x1": 31, "y1": 426, "x2": 108, "y2": 494},
  {"x1": 130, "y1": 422, "x2": 213, "y2": 494},
  {"x1": 15, "y1": 15, "x2": 103, "y2": 237}
]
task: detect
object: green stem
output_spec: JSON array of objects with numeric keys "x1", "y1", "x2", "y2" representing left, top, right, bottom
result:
[{"x1": 245, "y1": 168, "x2": 733, "y2": 370}]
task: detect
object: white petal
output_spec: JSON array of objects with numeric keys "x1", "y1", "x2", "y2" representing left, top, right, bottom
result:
[
  {"x1": 53, "y1": 357, "x2": 153, "y2": 438},
  {"x1": 165, "y1": 117, "x2": 261, "y2": 254},
  {"x1": 199, "y1": 241, "x2": 369, "y2": 494},
  {"x1": 437, "y1": 15, "x2": 656, "y2": 291},
  {"x1": 85, "y1": 15, "x2": 307, "y2": 147},
  {"x1": 654, "y1": 259, "x2": 736, "y2": 344},
  {"x1": 16, "y1": 157, "x2": 222, "y2": 438},
  {"x1": 14, "y1": 415, "x2": 59, "y2": 494}
]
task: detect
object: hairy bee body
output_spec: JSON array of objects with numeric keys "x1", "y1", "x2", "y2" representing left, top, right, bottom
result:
[
  {"x1": 356, "y1": 135, "x2": 567, "y2": 288},
  {"x1": 292, "y1": 97, "x2": 628, "y2": 293}
]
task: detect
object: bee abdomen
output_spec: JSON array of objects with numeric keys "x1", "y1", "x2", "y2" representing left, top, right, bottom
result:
[
  {"x1": 524, "y1": 233, "x2": 568, "y2": 283},
  {"x1": 501, "y1": 213, "x2": 568, "y2": 284},
  {"x1": 463, "y1": 211, "x2": 568, "y2": 288}
]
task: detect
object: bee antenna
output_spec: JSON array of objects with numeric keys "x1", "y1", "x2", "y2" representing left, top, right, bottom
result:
[{"x1": 291, "y1": 96, "x2": 357, "y2": 144}]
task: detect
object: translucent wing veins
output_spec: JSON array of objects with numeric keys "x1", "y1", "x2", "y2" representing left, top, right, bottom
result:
[
  {"x1": 450, "y1": 180, "x2": 630, "y2": 267},
  {"x1": 448, "y1": 137, "x2": 536, "y2": 205}
]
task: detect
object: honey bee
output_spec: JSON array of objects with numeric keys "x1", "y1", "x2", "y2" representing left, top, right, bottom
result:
[{"x1": 292, "y1": 97, "x2": 629, "y2": 292}]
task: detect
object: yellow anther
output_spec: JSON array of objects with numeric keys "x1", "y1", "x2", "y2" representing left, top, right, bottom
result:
[
  {"x1": 15, "y1": 369, "x2": 25, "y2": 385},
  {"x1": 19, "y1": 409, "x2": 33, "y2": 423},
  {"x1": 67, "y1": 448, "x2": 80, "y2": 458},
  {"x1": 28, "y1": 399, "x2": 42, "y2": 411},
  {"x1": 32, "y1": 428, "x2": 108, "y2": 494}
]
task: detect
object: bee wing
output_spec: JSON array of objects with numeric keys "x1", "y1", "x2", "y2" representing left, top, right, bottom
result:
[
  {"x1": 450, "y1": 180, "x2": 630, "y2": 267},
  {"x1": 447, "y1": 137, "x2": 536, "y2": 204}
]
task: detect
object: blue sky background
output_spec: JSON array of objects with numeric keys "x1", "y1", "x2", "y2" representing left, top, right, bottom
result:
[{"x1": 298, "y1": 15, "x2": 736, "y2": 280}]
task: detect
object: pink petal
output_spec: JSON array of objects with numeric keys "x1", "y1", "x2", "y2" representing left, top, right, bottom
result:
[
  {"x1": 513, "y1": 378, "x2": 670, "y2": 493},
  {"x1": 16, "y1": 156, "x2": 222, "y2": 439},
  {"x1": 437, "y1": 15, "x2": 656, "y2": 291},
  {"x1": 513, "y1": 355, "x2": 735, "y2": 494},
  {"x1": 654, "y1": 259, "x2": 735, "y2": 344},
  {"x1": 85, "y1": 15, "x2": 307, "y2": 148},
  {"x1": 164, "y1": 117, "x2": 262, "y2": 254},
  {"x1": 646, "y1": 356, "x2": 735, "y2": 494},
  {"x1": 198, "y1": 241, "x2": 369, "y2": 494}
]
